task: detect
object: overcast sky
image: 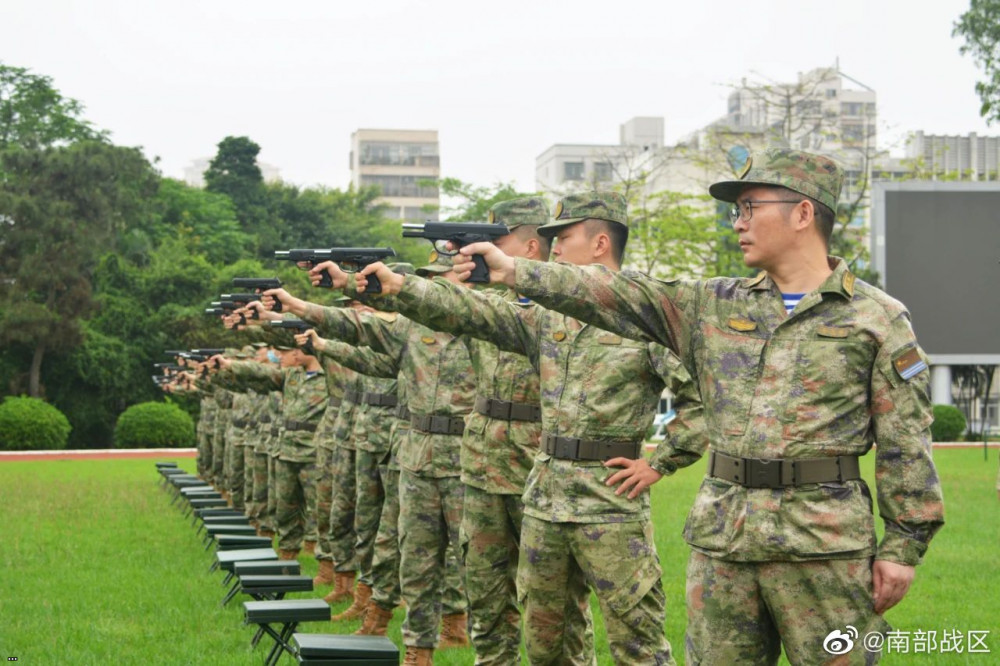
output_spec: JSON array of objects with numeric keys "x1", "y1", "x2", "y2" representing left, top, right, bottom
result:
[{"x1": 5, "y1": 0, "x2": 994, "y2": 192}]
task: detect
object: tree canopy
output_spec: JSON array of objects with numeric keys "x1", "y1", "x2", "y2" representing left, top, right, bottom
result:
[{"x1": 954, "y1": 0, "x2": 1000, "y2": 124}]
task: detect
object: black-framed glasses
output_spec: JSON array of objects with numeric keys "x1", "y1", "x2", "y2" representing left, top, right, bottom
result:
[{"x1": 728, "y1": 199, "x2": 802, "y2": 226}]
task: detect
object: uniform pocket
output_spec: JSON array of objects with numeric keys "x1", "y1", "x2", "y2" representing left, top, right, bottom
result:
[
  {"x1": 695, "y1": 326, "x2": 765, "y2": 436},
  {"x1": 779, "y1": 481, "x2": 876, "y2": 556},
  {"x1": 683, "y1": 477, "x2": 745, "y2": 553}
]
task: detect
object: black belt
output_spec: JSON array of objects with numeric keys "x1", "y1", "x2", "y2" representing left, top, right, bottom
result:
[
  {"x1": 259, "y1": 415, "x2": 272, "y2": 424},
  {"x1": 284, "y1": 420, "x2": 318, "y2": 433},
  {"x1": 395, "y1": 403, "x2": 411, "y2": 420},
  {"x1": 474, "y1": 396, "x2": 541, "y2": 423},
  {"x1": 270, "y1": 426, "x2": 280, "y2": 436},
  {"x1": 363, "y1": 391, "x2": 398, "y2": 408},
  {"x1": 708, "y1": 451, "x2": 861, "y2": 489},
  {"x1": 343, "y1": 389, "x2": 361, "y2": 404},
  {"x1": 410, "y1": 414, "x2": 465, "y2": 435},
  {"x1": 328, "y1": 397, "x2": 342, "y2": 408},
  {"x1": 232, "y1": 419, "x2": 248, "y2": 428},
  {"x1": 541, "y1": 434, "x2": 641, "y2": 461}
]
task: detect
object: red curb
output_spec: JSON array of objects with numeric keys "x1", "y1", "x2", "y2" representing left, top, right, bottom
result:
[{"x1": 0, "y1": 448, "x2": 198, "y2": 462}]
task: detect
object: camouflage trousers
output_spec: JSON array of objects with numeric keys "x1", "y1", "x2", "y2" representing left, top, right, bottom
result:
[
  {"x1": 242, "y1": 446, "x2": 254, "y2": 511},
  {"x1": 399, "y1": 470, "x2": 466, "y2": 648},
  {"x1": 262, "y1": 454, "x2": 279, "y2": 533},
  {"x1": 354, "y1": 449, "x2": 386, "y2": 585},
  {"x1": 196, "y1": 422, "x2": 213, "y2": 478},
  {"x1": 211, "y1": 431, "x2": 226, "y2": 489},
  {"x1": 685, "y1": 552, "x2": 889, "y2": 666},
  {"x1": 274, "y1": 458, "x2": 320, "y2": 552},
  {"x1": 249, "y1": 451, "x2": 269, "y2": 522},
  {"x1": 519, "y1": 516, "x2": 673, "y2": 665},
  {"x1": 370, "y1": 465, "x2": 401, "y2": 610},
  {"x1": 328, "y1": 447, "x2": 358, "y2": 573},
  {"x1": 314, "y1": 446, "x2": 336, "y2": 562},
  {"x1": 227, "y1": 441, "x2": 246, "y2": 511}
]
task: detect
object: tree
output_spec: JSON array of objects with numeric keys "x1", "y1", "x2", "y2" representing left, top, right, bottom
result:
[
  {"x1": 435, "y1": 178, "x2": 539, "y2": 221},
  {"x1": 0, "y1": 62, "x2": 106, "y2": 150},
  {"x1": 954, "y1": 0, "x2": 1000, "y2": 124},
  {"x1": 0, "y1": 141, "x2": 158, "y2": 397},
  {"x1": 204, "y1": 135, "x2": 268, "y2": 237}
]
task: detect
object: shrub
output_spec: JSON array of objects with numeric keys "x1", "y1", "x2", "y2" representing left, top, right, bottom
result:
[
  {"x1": 930, "y1": 404, "x2": 966, "y2": 442},
  {"x1": 115, "y1": 401, "x2": 195, "y2": 449},
  {"x1": 0, "y1": 396, "x2": 72, "y2": 451}
]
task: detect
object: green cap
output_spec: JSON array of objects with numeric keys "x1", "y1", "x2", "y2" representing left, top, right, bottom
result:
[
  {"x1": 709, "y1": 148, "x2": 843, "y2": 212},
  {"x1": 538, "y1": 191, "x2": 627, "y2": 238},
  {"x1": 488, "y1": 197, "x2": 549, "y2": 229},
  {"x1": 416, "y1": 251, "x2": 453, "y2": 277}
]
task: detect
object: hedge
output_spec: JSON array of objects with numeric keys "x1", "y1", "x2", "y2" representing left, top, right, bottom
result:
[
  {"x1": 115, "y1": 401, "x2": 195, "y2": 449},
  {"x1": 0, "y1": 396, "x2": 72, "y2": 451},
  {"x1": 930, "y1": 404, "x2": 966, "y2": 442}
]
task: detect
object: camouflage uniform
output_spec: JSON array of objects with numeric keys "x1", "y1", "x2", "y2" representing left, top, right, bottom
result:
[
  {"x1": 222, "y1": 361, "x2": 328, "y2": 552},
  {"x1": 318, "y1": 338, "x2": 399, "y2": 588},
  {"x1": 450, "y1": 197, "x2": 596, "y2": 665},
  {"x1": 212, "y1": 388, "x2": 233, "y2": 489},
  {"x1": 388, "y1": 240, "x2": 701, "y2": 665},
  {"x1": 226, "y1": 390, "x2": 253, "y2": 511},
  {"x1": 303, "y1": 305, "x2": 473, "y2": 649},
  {"x1": 506, "y1": 150, "x2": 945, "y2": 665},
  {"x1": 261, "y1": 389, "x2": 283, "y2": 534},
  {"x1": 312, "y1": 350, "x2": 362, "y2": 567},
  {"x1": 243, "y1": 391, "x2": 268, "y2": 514},
  {"x1": 196, "y1": 390, "x2": 216, "y2": 479}
]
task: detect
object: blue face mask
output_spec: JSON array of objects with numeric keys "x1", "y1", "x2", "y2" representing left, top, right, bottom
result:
[{"x1": 266, "y1": 350, "x2": 280, "y2": 364}]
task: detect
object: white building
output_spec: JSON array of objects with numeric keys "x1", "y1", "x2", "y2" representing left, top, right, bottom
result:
[
  {"x1": 535, "y1": 117, "x2": 664, "y2": 194},
  {"x1": 905, "y1": 131, "x2": 1000, "y2": 179},
  {"x1": 349, "y1": 129, "x2": 440, "y2": 221}
]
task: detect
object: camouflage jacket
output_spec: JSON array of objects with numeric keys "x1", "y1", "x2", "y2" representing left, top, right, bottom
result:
[
  {"x1": 261, "y1": 390, "x2": 283, "y2": 457},
  {"x1": 221, "y1": 362, "x2": 328, "y2": 463},
  {"x1": 314, "y1": 355, "x2": 363, "y2": 452},
  {"x1": 392, "y1": 276, "x2": 705, "y2": 523},
  {"x1": 302, "y1": 307, "x2": 474, "y2": 478},
  {"x1": 227, "y1": 391, "x2": 255, "y2": 447},
  {"x1": 198, "y1": 393, "x2": 217, "y2": 428},
  {"x1": 458, "y1": 289, "x2": 541, "y2": 494},
  {"x1": 511, "y1": 256, "x2": 945, "y2": 564},
  {"x1": 317, "y1": 339, "x2": 397, "y2": 454},
  {"x1": 245, "y1": 391, "x2": 269, "y2": 453}
]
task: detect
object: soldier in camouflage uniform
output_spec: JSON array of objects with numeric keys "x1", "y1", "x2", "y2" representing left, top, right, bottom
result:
[
  {"x1": 215, "y1": 339, "x2": 328, "y2": 558},
  {"x1": 212, "y1": 385, "x2": 233, "y2": 493},
  {"x1": 245, "y1": 344, "x2": 274, "y2": 525},
  {"x1": 298, "y1": 327, "x2": 400, "y2": 621},
  {"x1": 268, "y1": 261, "x2": 474, "y2": 666},
  {"x1": 358, "y1": 193, "x2": 706, "y2": 665},
  {"x1": 196, "y1": 383, "x2": 216, "y2": 480},
  {"x1": 226, "y1": 372, "x2": 253, "y2": 512},
  {"x1": 454, "y1": 150, "x2": 946, "y2": 665}
]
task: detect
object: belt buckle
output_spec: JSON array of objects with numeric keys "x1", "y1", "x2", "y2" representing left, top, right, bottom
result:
[
  {"x1": 747, "y1": 458, "x2": 782, "y2": 488},
  {"x1": 488, "y1": 400, "x2": 510, "y2": 420}
]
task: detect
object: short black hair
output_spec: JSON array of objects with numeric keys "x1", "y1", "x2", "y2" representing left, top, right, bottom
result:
[
  {"x1": 769, "y1": 186, "x2": 836, "y2": 248},
  {"x1": 513, "y1": 224, "x2": 551, "y2": 260},
  {"x1": 584, "y1": 218, "x2": 628, "y2": 266}
]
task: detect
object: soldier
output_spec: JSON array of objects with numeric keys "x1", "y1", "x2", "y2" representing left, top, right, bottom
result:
[
  {"x1": 266, "y1": 256, "x2": 474, "y2": 666},
  {"x1": 452, "y1": 149, "x2": 946, "y2": 664},
  {"x1": 356, "y1": 192, "x2": 705, "y2": 665},
  {"x1": 214, "y1": 334, "x2": 328, "y2": 559},
  {"x1": 296, "y1": 327, "x2": 400, "y2": 621}
]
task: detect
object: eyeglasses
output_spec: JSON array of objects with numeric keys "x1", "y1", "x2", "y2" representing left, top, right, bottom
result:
[{"x1": 728, "y1": 199, "x2": 802, "y2": 226}]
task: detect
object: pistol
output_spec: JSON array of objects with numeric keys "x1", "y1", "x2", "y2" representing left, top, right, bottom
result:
[
  {"x1": 401, "y1": 221, "x2": 508, "y2": 282},
  {"x1": 231, "y1": 278, "x2": 284, "y2": 312},
  {"x1": 269, "y1": 319, "x2": 316, "y2": 354},
  {"x1": 274, "y1": 247, "x2": 396, "y2": 292}
]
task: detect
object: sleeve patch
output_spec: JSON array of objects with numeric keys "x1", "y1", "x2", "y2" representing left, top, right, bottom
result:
[{"x1": 893, "y1": 346, "x2": 928, "y2": 381}]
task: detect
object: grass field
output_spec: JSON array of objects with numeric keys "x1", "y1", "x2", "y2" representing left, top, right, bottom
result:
[{"x1": 1, "y1": 449, "x2": 998, "y2": 665}]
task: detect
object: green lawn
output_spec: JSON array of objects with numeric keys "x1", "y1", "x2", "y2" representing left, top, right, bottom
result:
[{"x1": 1, "y1": 449, "x2": 997, "y2": 664}]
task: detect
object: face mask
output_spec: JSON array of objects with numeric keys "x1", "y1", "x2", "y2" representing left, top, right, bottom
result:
[{"x1": 266, "y1": 350, "x2": 280, "y2": 364}]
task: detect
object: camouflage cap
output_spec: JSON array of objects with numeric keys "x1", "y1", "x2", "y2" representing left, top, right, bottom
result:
[
  {"x1": 416, "y1": 250, "x2": 453, "y2": 277},
  {"x1": 537, "y1": 191, "x2": 627, "y2": 238},
  {"x1": 488, "y1": 197, "x2": 549, "y2": 230},
  {"x1": 709, "y1": 148, "x2": 843, "y2": 212}
]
